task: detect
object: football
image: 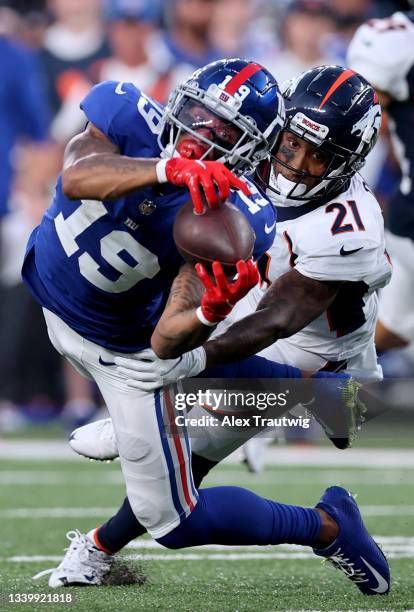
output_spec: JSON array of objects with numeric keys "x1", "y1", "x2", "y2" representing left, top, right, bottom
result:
[{"x1": 173, "y1": 199, "x2": 256, "y2": 273}]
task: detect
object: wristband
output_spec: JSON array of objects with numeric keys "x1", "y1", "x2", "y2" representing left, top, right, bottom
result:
[
  {"x1": 196, "y1": 306, "x2": 218, "y2": 327},
  {"x1": 155, "y1": 159, "x2": 168, "y2": 183}
]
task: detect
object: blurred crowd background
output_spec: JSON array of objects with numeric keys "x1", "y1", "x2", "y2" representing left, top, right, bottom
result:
[{"x1": 0, "y1": 0, "x2": 412, "y2": 433}]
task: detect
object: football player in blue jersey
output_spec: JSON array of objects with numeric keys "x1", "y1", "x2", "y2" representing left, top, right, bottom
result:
[
  {"x1": 347, "y1": 8, "x2": 414, "y2": 354},
  {"x1": 31, "y1": 62, "x2": 390, "y2": 596}
]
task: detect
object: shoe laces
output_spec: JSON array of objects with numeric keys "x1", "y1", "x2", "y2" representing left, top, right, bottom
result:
[
  {"x1": 32, "y1": 530, "x2": 112, "y2": 581},
  {"x1": 325, "y1": 547, "x2": 369, "y2": 584}
]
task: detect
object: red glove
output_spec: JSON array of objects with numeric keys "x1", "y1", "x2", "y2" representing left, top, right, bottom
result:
[
  {"x1": 156, "y1": 158, "x2": 251, "y2": 214},
  {"x1": 195, "y1": 259, "x2": 259, "y2": 325}
]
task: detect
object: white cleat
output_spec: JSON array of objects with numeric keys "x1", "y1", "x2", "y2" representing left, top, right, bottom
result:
[
  {"x1": 69, "y1": 418, "x2": 118, "y2": 461},
  {"x1": 32, "y1": 530, "x2": 113, "y2": 587}
]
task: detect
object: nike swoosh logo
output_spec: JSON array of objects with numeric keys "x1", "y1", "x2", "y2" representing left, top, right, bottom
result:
[
  {"x1": 264, "y1": 222, "x2": 276, "y2": 234},
  {"x1": 360, "y1": 557, "x2": 389, "y2": 594},
  {"x1": 340, "y1": 246, "x2": 363, "y2": 257},
  {"x1": 115, "y1": 82, "x2": 126, "y2": 95},
  {"x1": 99, "y1": 356, "x2": 116, "y2": 367}
]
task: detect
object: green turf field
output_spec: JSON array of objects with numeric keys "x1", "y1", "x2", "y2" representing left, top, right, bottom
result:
[{"x1": 0, "y1": 453, "x2": 413, "y2": 612}]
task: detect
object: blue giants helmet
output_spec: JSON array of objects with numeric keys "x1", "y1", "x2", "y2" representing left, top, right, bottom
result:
[
  {"x1": 158, "y1": 58, "x2": 285, "y2": 174},
  {"x1": 261, "y1": 65, "x2": 382, "y2": 205}
]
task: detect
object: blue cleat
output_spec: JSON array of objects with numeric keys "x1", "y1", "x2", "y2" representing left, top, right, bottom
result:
[{"x1": 313, "y1": 486, "x2": 390, "y2": 595}]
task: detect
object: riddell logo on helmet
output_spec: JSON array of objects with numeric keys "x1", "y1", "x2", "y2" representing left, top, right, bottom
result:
[{"x1": 293, "y1": 112, "x2": 329, "y2": 138}]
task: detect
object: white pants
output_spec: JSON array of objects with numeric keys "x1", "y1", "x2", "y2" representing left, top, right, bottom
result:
[
  {"x1": 379, "y1": 231, "x2": 414, "y2": 342},
  {"x1": 43, "y1": 309, "x2": 197, "y2": 539},
  {"x1": 190, "y1": 334, "x2": 382, "y2": 463}
]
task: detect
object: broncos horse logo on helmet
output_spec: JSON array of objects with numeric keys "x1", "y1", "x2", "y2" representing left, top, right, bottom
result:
[
  {"x1": 158, "y1": 58, "x2": 285, "y2": 174},
  {"x1": 259, "y1": 65, "x2": 381, "y2": 206}
]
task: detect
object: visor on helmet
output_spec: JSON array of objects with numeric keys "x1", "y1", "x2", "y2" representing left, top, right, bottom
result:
[{"x1": 175, "y1": 99, "x2": 244, "y2": 156}]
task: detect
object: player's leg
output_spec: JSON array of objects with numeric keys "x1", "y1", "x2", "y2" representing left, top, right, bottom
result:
[
  {"x1": 240, "y1": 339, "x2": 324, "y2": 470},
  {"x1": 43, "y1": 314, "x2": 389, "y2": 596},
  {"x1": 41, "y1": 309, "x2": 197, "y2": 585},
  {"x1": 377, "y1": 231, "x2": 414, "y2": 351},
  {"x1": 77, "y1": 360, "x2": 368, "y2": 550},
  {"x1": 153, "y1": 484, "x2": 389, "y2": 595},
  {"x1": 69, "y1": 350, "x2": 364, "y2": 555},
  {"x1": 95, "y1": 453, "x2": 216, "y2": 553},
  {"x1": 69, "y1": 353, "x2": 308, "y2": 555},
  {"x1": 43, "y1": 310, "x2": 326, "y2": 567},
  {"x1": 259, "y1": 338, "x2": 369, "y2": 449}
]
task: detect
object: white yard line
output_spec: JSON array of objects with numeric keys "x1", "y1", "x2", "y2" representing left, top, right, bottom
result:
[
  {"x1": 1, "y1": 468, "x2": 414, "y2": 486},
  {"x1": 125, "y1": 536, "x2": 414, "y2": 551},
  {"x1": 0, "y1": 507, "x2": 118, "y2": 518},
  {"x1": 4, "y1": 536, "x2": 414, "y2": 564},
  {"x1": 1, "y1": 553, "x2": 324, "y2": 562},
  {"x1": 5, "y1": 547, "x2": 414, "y2": 563},
  {"x1": 1, "y1": 441, "x2": 414, "y2": 467},
  {"x1": 1, "y1": 505, "x2": 414, "y2": 518},
  {"x1": 0, "y1": 441, "x2": 75, "y2": 460},
  {"x1": 0, "y1": 471, "x2": 123, "y2": 485}
]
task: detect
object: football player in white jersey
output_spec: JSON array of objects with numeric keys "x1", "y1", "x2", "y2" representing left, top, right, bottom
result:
[
  {"x1": 83, "y1": 65, "x2": 390, "y2": 459},
  {"x1": 347, "y1": 8, "x2": 414, "y2": 352},
  {"x1": 62, "y1": 68, "x2": 391, "y2": 595}
]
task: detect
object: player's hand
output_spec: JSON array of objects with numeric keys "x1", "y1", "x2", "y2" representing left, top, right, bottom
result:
[
  {"x1": 156, "y1": 158, "x2": 251, "y2": 214},
  {"x1": 196, "y1": 259, "x2": 259, "y2": 325},
  {"x1": 115, "y1": 347, "x2": 206, "y2": 391}
]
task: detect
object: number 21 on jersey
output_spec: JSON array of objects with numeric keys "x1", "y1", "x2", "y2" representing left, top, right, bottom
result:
[{"x1": 325, "y1": 200, "x2": 365, "y2": 235}]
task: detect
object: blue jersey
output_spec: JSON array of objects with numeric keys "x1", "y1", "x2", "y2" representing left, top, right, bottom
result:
[{"x1": 22, "y1": 81, "x2": 276, "y2": 352}]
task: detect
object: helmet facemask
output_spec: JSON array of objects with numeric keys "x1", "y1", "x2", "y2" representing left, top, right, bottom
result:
[
  {"x1": 158, "y1": 80, "x2": 278, "y2": 174},
  {"x1": 259, "y1": 65, "x2": 382, "y2": 207},
  {"x1": 264, "y1": 119, "x2": 368, "y2": 207}
]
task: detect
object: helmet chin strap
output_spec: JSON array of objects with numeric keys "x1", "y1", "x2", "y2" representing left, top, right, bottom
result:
[{"x1": 268, "y1": 169, "x2": 312, "y2": 207}]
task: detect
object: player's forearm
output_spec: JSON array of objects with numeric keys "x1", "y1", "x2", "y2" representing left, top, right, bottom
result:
[
  {"x1": 151, "y1": 312, "x2": 214, "y2": 359},
  {"x1": 62, "y1": 155, "x2": 159, "y2": 200},
  {"x1": 151, "y1": 264, "x2": 211, "y2": 359},
  {"x1": 203, "y1": 307, "x2": 290, "y2": 367},
  {"x1": 203, "y1": 270, "x2": 341, "y2": 367}
]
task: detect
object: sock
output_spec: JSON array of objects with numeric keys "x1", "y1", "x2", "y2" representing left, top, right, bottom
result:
[
  {"x1": 88, "y1": 528, "x2": 114, "y2": 554},
  {"x1": 95, "y1": 497, "x2": 144, "y2": 553},
  {"x1": 158, "y1": 486, "x2": 321, "y2": 549},
  {"x1": 96, "y1": 454, "x2": 217, "y2": 553}
]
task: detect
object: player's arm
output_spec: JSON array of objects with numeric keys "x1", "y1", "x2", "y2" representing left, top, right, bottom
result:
[
  {"x1": 61, "y1": 122, "x2": 160, "y2": 201},
  {"x1": 61, "y1": 121, "x2": 250, "y2": 210},
  {"x1": 151, "y1": 264, "x2": 212, "y2": 359},
  {"x1": 203, "y1": 268, "x2": 342, "y2": 366},
  {"x1": 152, "y1": 259, "x2": 259, "y2": 359}
]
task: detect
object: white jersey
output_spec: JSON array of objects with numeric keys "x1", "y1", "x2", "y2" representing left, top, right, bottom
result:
[
  {"x1": 347, "y1": 11, "x2": 414, "y2": 103},
  {"x1": 251, "y1": 174, "x2": 392, "y2": 362}
]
